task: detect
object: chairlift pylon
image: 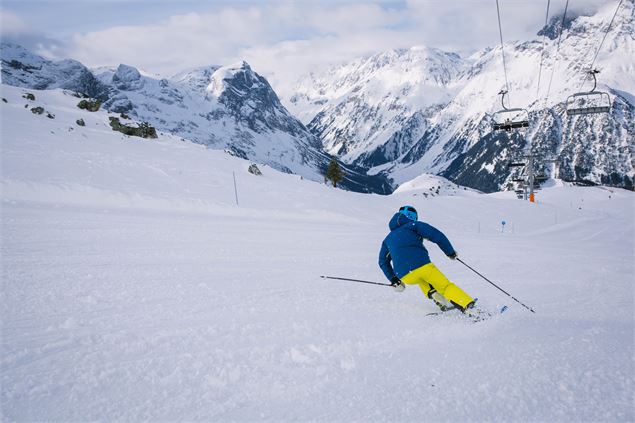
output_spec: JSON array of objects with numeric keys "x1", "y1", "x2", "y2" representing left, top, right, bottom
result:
[
  {"x1": 566, "y1": 69, "x2": 611, "y2": 116},
  {"x1": 492, "y1": 90, "x2": 530, "y2": 132}
]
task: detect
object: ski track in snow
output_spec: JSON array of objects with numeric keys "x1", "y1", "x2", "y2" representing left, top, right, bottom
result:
[{"x1": 1, "y1": 85, "x2": 634, "y2": 421}]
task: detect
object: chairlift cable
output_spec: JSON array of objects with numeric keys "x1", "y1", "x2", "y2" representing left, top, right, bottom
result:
[
  {"x1": 536, "y1": 0, "x2": 551, "y2": 100},
  {"x1": 490, "y1": 1, "x2": 530, "y2": 132},
  {"x1": 544, "y1": 0, "x2": 570, "y2": 108},
  {"x1": 495, "y1": 0, "x2": 511, "y2": 105},
  {"x1": 577, "y1": 0, "x2": 624, "y2": 91}
]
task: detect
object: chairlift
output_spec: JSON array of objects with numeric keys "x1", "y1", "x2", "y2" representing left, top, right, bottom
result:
[
  {"x1": 507, "y1": 162, "x2": 525, "y2": 168},
  {"x1": 492, "y1": 90, "x2": 530, "y2": 132},
  {"x1": 566, "y1": 69, "x2": 611, "y2": 116}
]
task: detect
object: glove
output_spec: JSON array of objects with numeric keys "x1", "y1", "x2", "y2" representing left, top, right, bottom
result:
[
  {"x1": 448, "y1": 252, "x2": 458, "y2": 260},
  {"x1": 391, "y1": 276, "x2": 406, "y2": 292}
]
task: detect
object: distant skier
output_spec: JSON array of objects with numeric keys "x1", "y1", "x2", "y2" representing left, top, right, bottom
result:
[{"x1": 378, "y1": 205, "x2": 475, "y2": 312}]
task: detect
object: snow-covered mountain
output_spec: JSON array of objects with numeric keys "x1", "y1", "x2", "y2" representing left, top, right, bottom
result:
[
  {"x1": 289, "y1": 46, "x2": 466, "y2": 164},
  {"x1": 0, "y1": 43, "x2": 391, "y2": 194},
  {"x1": 288, "y1": 1, "x2": 634, "y2": 192},
  {"x1": 2, "y1": 1, "x2": 631, "y2": 195}
]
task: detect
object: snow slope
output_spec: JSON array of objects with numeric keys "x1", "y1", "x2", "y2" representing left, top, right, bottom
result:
[{"x1": 1, "y1": 85, "x2": 634, "y2": 421}]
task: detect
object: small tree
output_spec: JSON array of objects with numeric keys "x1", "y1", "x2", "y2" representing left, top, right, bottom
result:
[{"x1": 326, "y1": 159, "x2": 343, "y2": 187}]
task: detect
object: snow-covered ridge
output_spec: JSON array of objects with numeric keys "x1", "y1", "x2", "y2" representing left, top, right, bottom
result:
[
  {"x1": 169, "y1": 65, "x2": 221, "y2": 94},
  {"x1": 288, "y1": 46, "x2": 467, "y2": 162},
  {"x1": 0, "y1": 43, "x2": 109, "y2": 100},
  {"x1": 288, "y1": 46, "x2": 465, "y2": 120}
]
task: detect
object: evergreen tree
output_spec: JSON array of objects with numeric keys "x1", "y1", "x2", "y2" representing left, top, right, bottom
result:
[{"x1": 326, "y1": 159, "x2": 343, "y2": 187}]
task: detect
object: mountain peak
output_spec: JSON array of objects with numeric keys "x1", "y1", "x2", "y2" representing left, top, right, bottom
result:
[
  {"x1": 112, "y1": 64, "x2": 143, "y2": 90},
  {"x1": 168, "y1": 64, "x2": 221, "y2": 95},
  {"x1": 221, "y1": 60, "x2": 253, "y2": 73},
  {"x1": 237, "y1": 60, "x2": 251, "y2": 71},
  {"x1": 538, "y1": 13, "x2": 579, "y2": 40},
  {"x1": 206, "y1": 61, "x2": 257, "y2": 97}
]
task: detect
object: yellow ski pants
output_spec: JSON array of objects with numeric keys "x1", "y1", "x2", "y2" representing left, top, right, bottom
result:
[{"x1": 401, "y1": 263, "x2": 473, "y2": 309}]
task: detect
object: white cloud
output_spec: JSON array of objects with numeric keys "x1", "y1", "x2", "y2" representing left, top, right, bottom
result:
[
  {"x1": 5, "y1": 1, "x2": 615, "y2": 97},
  {"x1": 60, "y1": 3, "x2": 414, "y2": 76},
  {"x1": 1, "y1": 8, "x2": 29, "y2": 35},
  {"x1": 67, "y1": 7, "x2": 267, "y2": 71},
  {"x1": 1, "y1": 8, "x2": 64, "y2": 56}
]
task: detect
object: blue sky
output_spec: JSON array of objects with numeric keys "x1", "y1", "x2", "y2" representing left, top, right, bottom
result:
[{"x1": 1, "y1": 0, "x2": 612, "y2": 96}]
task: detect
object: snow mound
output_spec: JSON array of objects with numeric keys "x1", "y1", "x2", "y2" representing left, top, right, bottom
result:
[{"x1": 394, "y1": 173, "x2": 480, "y2": 197}]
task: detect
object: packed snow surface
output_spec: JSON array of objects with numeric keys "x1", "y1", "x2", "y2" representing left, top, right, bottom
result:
[{"x1": 1, "y1": 86, "x2": 633, "y2": 421}]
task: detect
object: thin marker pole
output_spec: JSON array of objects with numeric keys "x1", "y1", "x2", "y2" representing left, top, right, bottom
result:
[{"x1": 233, "y1": 171, "x2": 239, "y2": 207}]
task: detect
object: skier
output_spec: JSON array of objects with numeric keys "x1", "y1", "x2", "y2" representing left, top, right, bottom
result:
[{"x1": 378, "y1": 205, "x2": 475, "y2": 312}]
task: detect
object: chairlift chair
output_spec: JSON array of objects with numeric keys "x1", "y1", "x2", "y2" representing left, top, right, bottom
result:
[
  {"x1": 492, "y1": 90, "x2": 530, "y2": 132},
  {"x1": 566, "y1": 69, "x2": 611, "y2": 116}
]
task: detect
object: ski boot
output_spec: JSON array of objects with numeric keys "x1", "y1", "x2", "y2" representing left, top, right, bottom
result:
[{"x1": 429, "y1": 290, "x2": 454, "y2": 311}]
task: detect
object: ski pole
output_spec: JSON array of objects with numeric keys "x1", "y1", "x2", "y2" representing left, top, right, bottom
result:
[
  {"x1": 457, "y1": 258, "x2": 536, "y2": 313},
  {"x1": 320, "y1": 275, "x2": 392, "y2": 287}
]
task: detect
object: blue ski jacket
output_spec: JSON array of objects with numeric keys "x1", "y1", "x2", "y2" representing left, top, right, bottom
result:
[{"x1": 378, "y1": 212, "x2": 456, "y2": 281}]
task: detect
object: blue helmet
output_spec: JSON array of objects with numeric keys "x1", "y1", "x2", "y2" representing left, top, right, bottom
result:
[{"x1": 399, "y1": 205, "x2": 418, "y2": 221}]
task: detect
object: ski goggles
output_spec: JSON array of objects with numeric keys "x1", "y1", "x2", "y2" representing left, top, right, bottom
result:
[{"x1": 399, "y1": 205, "x2": 418, "y2": 221}]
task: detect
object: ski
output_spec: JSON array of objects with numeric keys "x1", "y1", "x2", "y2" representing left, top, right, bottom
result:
[
  {"x1": 426, "y1": 299, "x2": 508, "y2": 322},
  {"x1": 426, "y1": 297, "x2": 480, "y2": 317},
  {"x1": 425, "y1": 306, "x2": 457, "y2": 317}
]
